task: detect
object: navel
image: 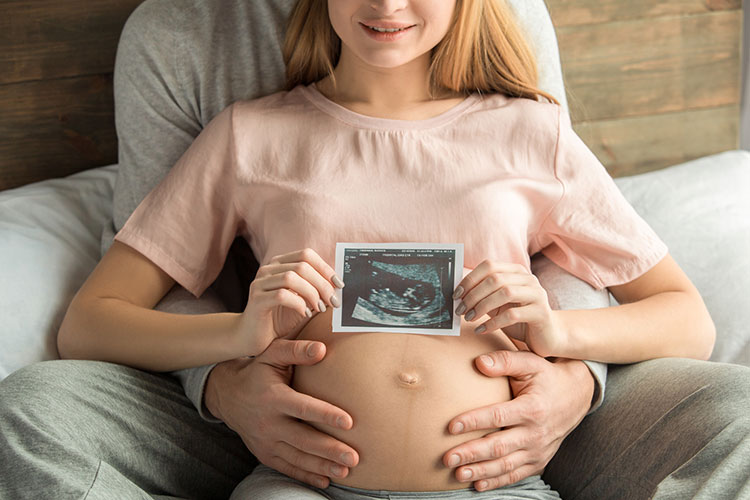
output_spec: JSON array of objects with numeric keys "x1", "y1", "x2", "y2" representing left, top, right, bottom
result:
[{"x1": 397, "y1": 371, "x2": 421, "y2": 386}]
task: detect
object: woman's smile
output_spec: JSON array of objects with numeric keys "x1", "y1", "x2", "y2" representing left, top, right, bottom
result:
[{"x1": 359, "y1": 21, "x2": 416, "y2": 42}]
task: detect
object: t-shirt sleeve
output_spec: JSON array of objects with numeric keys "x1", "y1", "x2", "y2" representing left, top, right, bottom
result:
[
  {"x1": 535, "y1": 109, "x2": 668, "y2": 290},
  {"x1": 114, "y1": 105, "x2": 241, "y2": 298}
]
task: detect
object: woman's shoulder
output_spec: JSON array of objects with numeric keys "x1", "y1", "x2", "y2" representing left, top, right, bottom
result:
[
  {"x1": 472, "y1": 92, "x2": 561, "y2": 126},
  {"x1": 467, "y1": 92, "x2": 562, "y2": 152},
  {"x1": 230, "y1": 86, "x2": 313, "y2": 123}
]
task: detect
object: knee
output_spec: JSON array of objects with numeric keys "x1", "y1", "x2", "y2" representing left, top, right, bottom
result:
[
  {"x1": 0, "y1": 360, "x2": 101, "y2": 429},
  {"x1": 697, "y1": 362, "x2": 750, "y2": 420}
]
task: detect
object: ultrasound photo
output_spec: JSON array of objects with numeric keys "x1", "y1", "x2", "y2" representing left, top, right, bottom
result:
[{"x1": 332, "y1": 243, "x2": 464, "y2": 335}]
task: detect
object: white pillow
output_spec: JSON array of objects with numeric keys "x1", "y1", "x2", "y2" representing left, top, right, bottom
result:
[
  {"x1": 0, "y1": 166, "x2": 117, "y2": 379},
  {"x1": 614, "y1": 150, "x2": 750, "y2": 366}
]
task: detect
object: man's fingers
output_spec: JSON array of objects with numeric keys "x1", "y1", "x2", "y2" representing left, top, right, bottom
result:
[
  {"x1": 444, "y1": 426, "x2": 529, "y2": 467},
  {"x1": 281, "y1": 419, "x2": 359, "y2": 468},
  {"x1": 274, "y1": 441, "x2": 351, "y2": 481},
  {"x1": 274, "y1": 384, "x2": 354, "y2": 430},
  {"x1": 448, "y1": 399, "x2": 527, "y2": 434},
  {"x1": 260, "y1": 339, "x2": 326, "y2": 368},
  {"x1": 473, "y1": 463, "x2": 543, "y2": 492},
  {"x1": 453, "y1": 449, "x2": 530, "y2": 484},
  {"x1": 474, "y1": 349, "x2": 546, "y2": 379},
  {"x1": 265, "y1": 455, "x2": 331, "y2": 490}
]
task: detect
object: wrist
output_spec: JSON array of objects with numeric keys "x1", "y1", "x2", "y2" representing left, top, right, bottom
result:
[
  {"x1": 204, "y1": 357, "x2": 251, "y2": 422},
  {"x1": 553, "y1": 357, "x2": 595, "y2": 415},
  {"x1": 552, "y1": 309, "x2": 582, "y2": 359}
]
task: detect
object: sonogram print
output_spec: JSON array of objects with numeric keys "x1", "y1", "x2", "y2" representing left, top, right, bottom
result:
[{"x1": 341, "y1": 249, "x2": 455, "y2": 330}]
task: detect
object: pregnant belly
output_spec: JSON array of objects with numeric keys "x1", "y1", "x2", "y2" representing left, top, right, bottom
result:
[{"x1": 292, "y1": 309, "x2": 515, "y2": 491}]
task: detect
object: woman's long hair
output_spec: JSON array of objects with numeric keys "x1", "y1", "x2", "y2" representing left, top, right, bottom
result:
[{"x1": 282, "y1": 0, "x2": 559, "y2": 104}]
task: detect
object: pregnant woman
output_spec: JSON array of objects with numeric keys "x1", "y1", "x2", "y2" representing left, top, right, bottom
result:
[{"x1": 55, "y1": 0, "x2": 715, "y2": 498}]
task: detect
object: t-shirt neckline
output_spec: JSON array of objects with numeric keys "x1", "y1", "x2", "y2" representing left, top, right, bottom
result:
[{"x1": 299, "y1": 83, "x2": 479, "y2": 131}]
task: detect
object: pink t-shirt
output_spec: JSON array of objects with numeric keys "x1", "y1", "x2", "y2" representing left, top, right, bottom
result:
[{"x1": 115, "y1": 84, "x2": 667, "y2": 297}]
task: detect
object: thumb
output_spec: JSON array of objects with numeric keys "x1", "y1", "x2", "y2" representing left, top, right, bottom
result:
[
  {"x1": 261, "y1": 339, "x2": 327, "y2": 368},
  {"x1": 475, "y1": 350, "x2": 547, "y2": 379}
]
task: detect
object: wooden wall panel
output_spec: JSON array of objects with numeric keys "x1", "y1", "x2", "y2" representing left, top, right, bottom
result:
[
  {"x1": 547, "y1": 0, "x2": 742, "y2": 177},
  {"x1": 0, "y1": 75, "x2": 117, "y2": 189},
  {"x1": 0, "y1": 0, "x2": 143, "y2": 191},
  {"x1": 577, "y1": 105, "x2": 739, "y2": 177},
  {"x1": 558, "y1": 11, "x2": 741, "y2": 122},
  {"x1": 1, "y1": 0, "x2": 144, "y2": 85},
  {"x1": 548, "y1": 0, "x2": 741, "y2": 26}
]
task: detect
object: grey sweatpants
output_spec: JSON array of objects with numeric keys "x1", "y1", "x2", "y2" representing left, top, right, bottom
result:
[
  {"x1": 231, "y1": 465, "x2": 559, "y2": 499},
  {"x1": 1, "y1": 358, "x2": 749, "y2": 500}
]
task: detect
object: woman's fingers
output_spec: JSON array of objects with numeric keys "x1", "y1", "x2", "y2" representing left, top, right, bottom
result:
[
  {"x1": 271, "y1": 248, "x2": 344, "y2": 291},
  {"x1": 259, "y1": 248, "x2": 344, "y2": 313},
  {"x1": 455, "y1": 261, "x2": 529, "y2": 298}
]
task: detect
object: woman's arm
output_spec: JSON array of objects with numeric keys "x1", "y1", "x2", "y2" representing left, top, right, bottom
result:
[
  {"x1": 57, "y1": 241, "x2": 245, "y2": 372},
  {"x1": 454, "y1": 253, "x2": 715, "y2": 364},
  {"x1": 555, "y1": 253, "x2": 716, "y2": 363}
]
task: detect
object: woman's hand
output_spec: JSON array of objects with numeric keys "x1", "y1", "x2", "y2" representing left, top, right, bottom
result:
[
  {"x1": 453, "y1": 260, "x2": 565, "y2": 358},
  {"x1": 443, "y1": 350, "x2": 594, "y2": 491},
  {"x1": 239, "y1": 248, "x2": 344, "y2": 356}
]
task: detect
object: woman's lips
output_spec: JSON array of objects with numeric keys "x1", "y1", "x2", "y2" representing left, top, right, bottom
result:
[{"x1": 359, "y1": 22, "x2": 415, "y2": 42}]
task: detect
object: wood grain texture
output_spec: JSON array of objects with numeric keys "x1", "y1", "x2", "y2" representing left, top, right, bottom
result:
[
  {"x1": 1, "y1": 0, "x2": 144, "y2": 85},
  {"x1": 575, "y1": 105, "x2": 740, "y2": 177},
  {"x1": 546, "y1": 0, "x2": 741, "y2": 27},
  {"x1": 546, "y1": 0, "x2": 742, "y2": 177},
  {"x1": 557, "y1": 10, "x2": 741, "y2": 123},
  {"x1": 0, "y1": 75, "x2": 117, "y2": 190}
]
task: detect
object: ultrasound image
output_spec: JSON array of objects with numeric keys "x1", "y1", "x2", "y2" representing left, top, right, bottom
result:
[{"x1": 341, "y1": 250, "x2": 455, "y2": 330}]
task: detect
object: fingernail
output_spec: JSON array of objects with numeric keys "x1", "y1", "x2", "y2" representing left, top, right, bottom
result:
[
  {"x1": 477, "y1": 481, "x2": 488, "y2": 491},
  {"x1": 332, "y1": 275, "x2": 345, "y2": 288},
  {"x1": 465, "y1": 309, "x2": 476, "y2": 321},
  {"x1": 480, "y1": 354, "x2": 494, "y2": 367},
  {"x1": 331, "y1": 464, "x2": 344, "y2": 477},
  {"x1": 305, "y1": 307, "x2": 313, "y2": 318},
  {"x1": 453, "y1": 286, "x2": 464, "y2": 299},
  {"x1": 336, "y1": 416, "x2": 348, "y2": 429},
  {"x1": 474, "y1": 325, "x2": 486, "y2": 334},
  {"x1": 452, "y1": 422, "x2": 464, "y2": 433},
  {"x1": 318, "y1": 299, "x2": 326, "y2": 313},
  {"x1": 330, "y1": 294, "x2": 341, "y2": 308},
  {"x1": 306, "y1": 343, "x2": 321, "y2": 358},
  {"x1": 460, "y1": 469, "x2": 473, "y2": 480},
  {"x1": 455, "y1": 303, "x2": 467, "y2": 315},
  {"x1": 341, "y1": 452, "x2": 355, "y2": 467},
  {"x1": 448, "y1": 454, "x2": 460, "y2": 467}
]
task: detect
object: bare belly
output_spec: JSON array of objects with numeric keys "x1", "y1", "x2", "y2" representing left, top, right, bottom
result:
[{"x1": 292, "y1": 309, "x2": 515, "y2": 491}]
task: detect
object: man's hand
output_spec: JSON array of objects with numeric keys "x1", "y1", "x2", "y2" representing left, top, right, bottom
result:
[
  {"x1": 442, "y1": 350, "x2": 594, "y2": 492},
  {"x1": 204, "y1": 339, "x2": 359, "y2": 489}
]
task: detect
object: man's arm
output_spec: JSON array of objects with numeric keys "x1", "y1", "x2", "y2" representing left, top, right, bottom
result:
[{"x1": 109, "y1": 0, "x2": 290, "y2": 417}]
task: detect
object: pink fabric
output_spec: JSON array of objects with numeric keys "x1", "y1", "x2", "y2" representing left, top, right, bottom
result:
[{"x1": 115, "y1": 84, "x2": 667, "y2": 297}]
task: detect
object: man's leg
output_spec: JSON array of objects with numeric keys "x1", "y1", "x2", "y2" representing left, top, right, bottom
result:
[
  {"x1": 0, "y1": 359, "x2": 256, "y2": 500},
  {"x1": 543, "y1": 358, "x2": 750, "y2": 500}
]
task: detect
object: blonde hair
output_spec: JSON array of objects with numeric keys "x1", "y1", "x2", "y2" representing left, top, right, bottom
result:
[{"x1": 282, "y1": 0, "x2": 559, "y2": 104}]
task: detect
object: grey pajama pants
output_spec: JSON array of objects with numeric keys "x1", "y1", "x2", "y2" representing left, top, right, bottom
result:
[{"x1": 1, "y1": 358, "x2": 749, "y2": 500}]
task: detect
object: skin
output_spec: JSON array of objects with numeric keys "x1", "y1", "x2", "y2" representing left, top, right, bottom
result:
[{"x1": 59, "y1": 0, "x2": 716, "y2": 493}]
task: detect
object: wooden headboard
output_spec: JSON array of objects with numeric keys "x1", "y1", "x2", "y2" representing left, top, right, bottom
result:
[{"x1": 0, "y1": 0, "x2": 742, "y2": 191}]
